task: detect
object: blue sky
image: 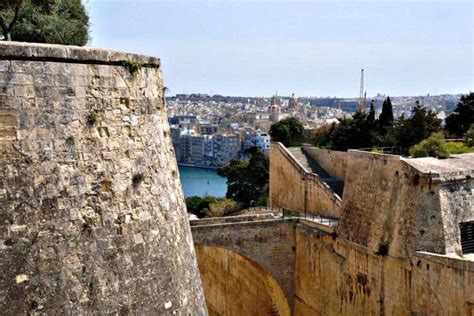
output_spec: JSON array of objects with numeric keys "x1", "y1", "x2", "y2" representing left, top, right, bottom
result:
[{"x1": 87, "y1": 0, "x2": 473, "y2": 97}]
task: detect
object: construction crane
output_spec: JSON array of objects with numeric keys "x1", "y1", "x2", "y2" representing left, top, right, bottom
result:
[{"x1": 358, "y1": 69, "x2": 366, "y2": 112}]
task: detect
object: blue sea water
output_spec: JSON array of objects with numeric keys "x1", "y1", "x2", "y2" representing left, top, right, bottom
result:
[{"x1": 178, "y1": 166, "x2": 227, "y2": 197}]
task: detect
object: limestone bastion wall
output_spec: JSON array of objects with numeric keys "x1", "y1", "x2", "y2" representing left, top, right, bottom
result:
[
  {"x1": 301, "y1": 144, "x2": 347, "y2": 182},
  {"x1": 0, "y1": 42, "x2": 207, "y2": 314},
  {"x1": 270, "y1": 142, "x2": 342, "y2": 218}
]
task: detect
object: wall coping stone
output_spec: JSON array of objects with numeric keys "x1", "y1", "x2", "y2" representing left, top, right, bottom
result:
[
  {"x1": 190, "y1": 213, "x2": 278, "y2": 226},
  {"x1": 273, "y1": 142, "x2": 343, "y2": 204},
  {"x1": 0, "y1": 41, "x2": 160, "y2": 67},
  {"x1": 191, "y1": 218, "x2": 297, "y2": 231}
]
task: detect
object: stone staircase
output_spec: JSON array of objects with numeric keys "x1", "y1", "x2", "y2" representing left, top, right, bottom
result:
[{"x1": 287, "y1": 147, "x2": 344, "y2": 197}]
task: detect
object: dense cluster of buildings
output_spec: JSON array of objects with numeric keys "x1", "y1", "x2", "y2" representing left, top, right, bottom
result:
[
  {"x1": 167, "y1": 93, "x2": 460, "y2": 167},
  {"x1": 170, "y1": 124, "x2": 270, "y2": 167}
]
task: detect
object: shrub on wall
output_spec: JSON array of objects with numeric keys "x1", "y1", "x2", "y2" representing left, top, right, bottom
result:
[
  {"x1": 207, "y1": 199, "x2": 238, "y2": 217},
  {"x1": 409, "y1": 132, "x2": 450, "y2": 159}
]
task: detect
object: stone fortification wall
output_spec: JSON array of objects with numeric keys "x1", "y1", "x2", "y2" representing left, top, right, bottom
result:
[
  {"x1": 301, "y1": 144, "x2": 347, "y2": 181},
  {"x1": 405, "y1": 154, "x2": 474, "y2": 254},
  {"x1": 295, "y1": 223, "x2": 474, "y2": 315},
  {"x1": 339, "y1": 151, "x2": 421, "y2": 258},
  {"x1": 340, "y1": 150, "x2": 473, "y2": 257},
  {"x1": 270, "y1": 143, "x2": 342, "y2": 218},
  {"x1": 0, "y1": 42, "x2": 206, "y2": 314},
  {"x1": 189, "y1": 213, "x2": 277, "y2": 226},
  {"x1": 191, "y1": 219, "x2": 296, "y2": 313}
]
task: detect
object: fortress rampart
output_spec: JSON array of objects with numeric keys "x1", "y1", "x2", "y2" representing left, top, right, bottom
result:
[
  {"x1": 264, "y1": 142, "x2": 474, "y2": 314},
  {"x1": 269, "y1": 143, "x2": 342, "y2": 218},
  {"x1": 0, "y1": 42, "x2": 206, "y2": 314}
]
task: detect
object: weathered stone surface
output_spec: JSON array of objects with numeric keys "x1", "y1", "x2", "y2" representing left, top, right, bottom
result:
[
  {"x1": 295, "y1": 223, "x2": 474, "y2": 315},
  {"x1": 192, "y1": 216, "x2": 474, "y2": 315},
  {"x1": 340, "y1": 150, "x2": 473, "y2": 257},
  {"x1": 192, "y1": 219, "x2": 296, "y2": 314},
  {"x1": 0, "y1": 42, "x2": 206, "y2": 314},
  {"x1": 265, "y1": 143, "x2": 473, "y2": 314},
  {"x1": 270, "y1": 142, "x2": 342, "y2": 218},
  {"x1": 301, "y1": 144, "x2": 348, "y2": 181},
  {"x1": 0, "y1": 41, "x2": 160, "y2": 67}
]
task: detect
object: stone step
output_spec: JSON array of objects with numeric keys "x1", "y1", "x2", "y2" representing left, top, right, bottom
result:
[{"x1": 287, "y1": 147, "x2": 344, "y2": 197}]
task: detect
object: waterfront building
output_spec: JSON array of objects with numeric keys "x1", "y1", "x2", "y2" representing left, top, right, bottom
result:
[
  {"x1": 170, "y1": 125, "x2": 181, "y2": 160},
  {"x1": 243, "y1": 131, "x2": 271, "y2": 154},
  {"x1": 199, "y1": 123, "x2": 219, "y2": 135},
  {"x1": 213, "y1": 133, "x2": 241, "y2": 166}
]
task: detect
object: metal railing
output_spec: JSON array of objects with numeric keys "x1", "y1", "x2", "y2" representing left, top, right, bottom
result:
[{"x1": 281, "y1": 208, "x2": 339, "y2": 227}]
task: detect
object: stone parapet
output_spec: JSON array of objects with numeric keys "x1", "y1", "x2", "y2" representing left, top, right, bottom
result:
[{"x1": 0, "y1": 41, "x2": 160, "y2": 67}]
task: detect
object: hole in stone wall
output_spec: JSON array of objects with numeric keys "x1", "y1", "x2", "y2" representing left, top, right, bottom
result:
[
  {"x1": 132, "y1": 174, "x2": 144, "y2": 189},
  {"x1": 376, "y1": 242, "x2": 390, "y2": 256}
]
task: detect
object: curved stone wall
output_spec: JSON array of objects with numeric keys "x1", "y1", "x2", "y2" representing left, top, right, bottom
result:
[
  {"x1": 0, "y1": 42, "x2": 206, "y2": 314},
  {"x1": 195, "y1": 245, "x2": 291, "y2": 316}
]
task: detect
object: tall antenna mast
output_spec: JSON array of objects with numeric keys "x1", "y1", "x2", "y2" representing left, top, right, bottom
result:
[{"x1": 359, "y1": 68, "x2": 365, "y2": 112}]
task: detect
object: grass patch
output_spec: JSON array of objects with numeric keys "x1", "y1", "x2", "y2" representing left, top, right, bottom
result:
[
  {"x1": 87, "y1": 112, "x2": 97, "y2": 126},
  {"x1": 66, "y1": 136, "x2": 75, "y2": 146},
  {"x1": 122, "y1": 60, "x2": 142, "y2": 76},
  {"x1": 445, "y1": 142, "x2": 474, "y2": 154},
  {"x1": 82, "y1": 216, "x2": 97, "y2": 233}
]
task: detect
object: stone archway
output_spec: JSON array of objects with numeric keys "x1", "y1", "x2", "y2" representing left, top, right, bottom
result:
[{"x1": 195, "y1": 245, "x2": 292, "y2": 316}]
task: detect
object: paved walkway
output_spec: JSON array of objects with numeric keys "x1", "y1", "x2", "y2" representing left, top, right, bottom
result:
[{"x1": 287, "y1": 147, "x2": 344, "y2": 197}]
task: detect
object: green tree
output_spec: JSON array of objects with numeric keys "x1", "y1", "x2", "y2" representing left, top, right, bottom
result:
[
  {"x1": 379, "y1": 96, "x2": 394, "y2": 127},
  {"x1": 217, "y1": 147, "x2": 269, "y2": 207},
  {"x1": 367, "y1": 99, "x2": 376, "y2": 123},
  {"x1": 1, "y1": 0, "x2": 89, "y2": 45},
  {"x1": 313, "y1": 123, "x2": 336, "y2": 148},
  {"x1": 409, "y1": 132, "x2": 450, "y2": 158},
  {"x1": 464, "y1": 124, "x2": 474, "y2": 147},
  {"x1": 0, "y1": 0, "x2": 22, "y2": 41},
  {"x1": 185, "y1": 195, "x2": 217, "y2": 218},
  {"x1": 445, "y1": 93, "x2": 474, "y2": 137},
  {"x1": 269, "y1": 117, "x2": 304, "y2": 146},
  {"x1": 393, "y1": 100, "x2": 442, "y2": 151},
  {"x1": 329, "y1": 111, "x2": 373, "y2": 150}
]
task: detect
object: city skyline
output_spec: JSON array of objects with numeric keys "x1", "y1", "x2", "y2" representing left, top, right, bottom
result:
[{"x1": 88, "y1": 0, "x2": 473, "y2": 97}]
